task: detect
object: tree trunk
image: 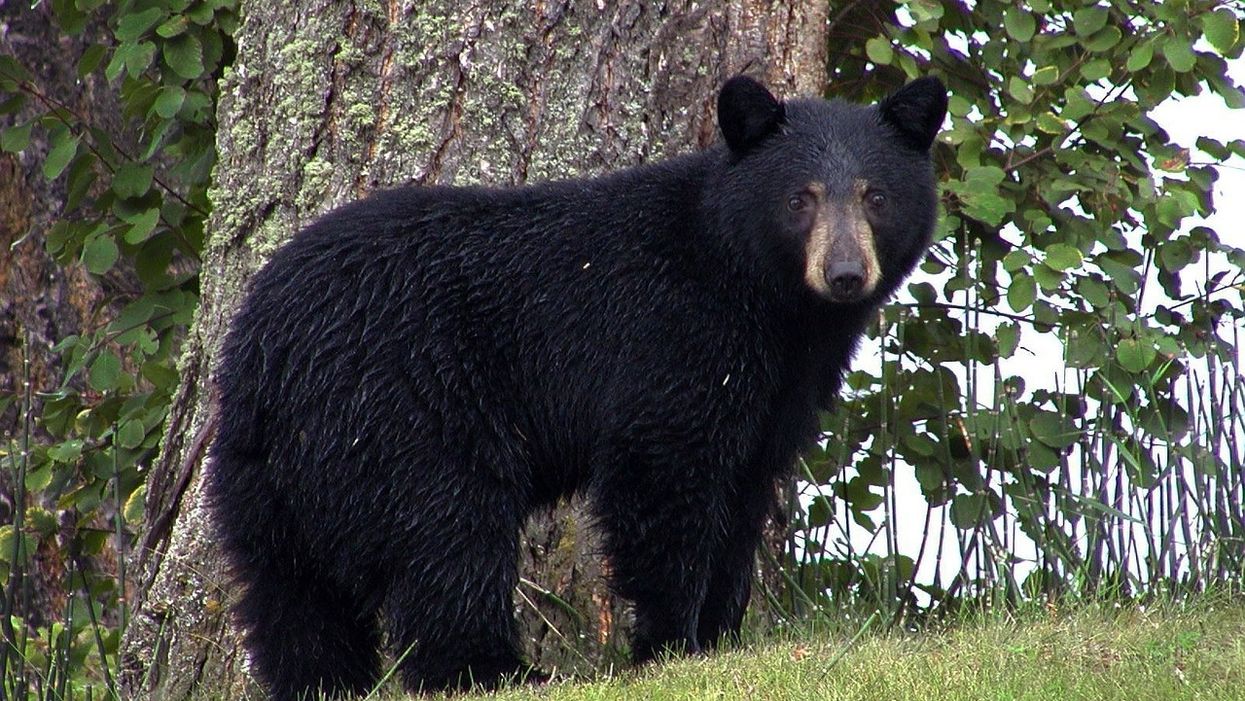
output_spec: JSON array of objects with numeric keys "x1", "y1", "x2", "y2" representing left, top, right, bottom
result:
[{"x1": 120, "y1": 1, "x2": 827, "y2": 697}]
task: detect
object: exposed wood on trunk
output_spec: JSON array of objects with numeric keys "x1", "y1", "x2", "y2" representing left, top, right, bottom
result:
[{"x1": 121, "y1": 2, "x2": 827, "y2": 697}]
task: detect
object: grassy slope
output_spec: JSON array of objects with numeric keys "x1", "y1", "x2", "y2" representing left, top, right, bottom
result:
[{"x1": 382, "y1": 599, "x2": 1245, "y2": 701}]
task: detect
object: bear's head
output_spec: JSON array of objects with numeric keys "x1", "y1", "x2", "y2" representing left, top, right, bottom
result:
[{"x1": 711, "y1": 75, "x2": 947, "y2": 307}]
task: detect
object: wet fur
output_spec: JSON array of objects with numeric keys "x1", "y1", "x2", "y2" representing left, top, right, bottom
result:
[{"x1": 207, "y1": 77, "x2": 945, "y2": 700}]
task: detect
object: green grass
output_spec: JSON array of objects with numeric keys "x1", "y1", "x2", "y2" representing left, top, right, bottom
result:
[{"x1": 373, "y1": 598, "x2": 1245, "y2": 701}]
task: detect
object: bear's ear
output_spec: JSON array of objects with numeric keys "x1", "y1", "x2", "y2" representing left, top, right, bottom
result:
[
  {"x1": 718, "y1": 75, "x2": 785, "y2": 154},
  {"x1": 878, "y1": 76, "x2": 948, "y2": 152}
]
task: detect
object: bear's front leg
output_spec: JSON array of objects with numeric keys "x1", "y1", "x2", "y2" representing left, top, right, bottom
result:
[
  {"x1": 592, "y1": 458, "x2": 733, "y2": 664},
  {"x1": 697, "y1": 483, "x2": 776, "y2": 649}
]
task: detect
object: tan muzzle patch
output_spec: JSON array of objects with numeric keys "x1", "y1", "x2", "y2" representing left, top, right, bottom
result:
[{"x1": 802, "y1": 180, "x2": 882, "y2": 302}]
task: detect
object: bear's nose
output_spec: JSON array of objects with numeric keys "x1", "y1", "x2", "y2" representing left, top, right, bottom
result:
[{"x1": 826, "y1": 261, "x2": 865, "y2": 302}]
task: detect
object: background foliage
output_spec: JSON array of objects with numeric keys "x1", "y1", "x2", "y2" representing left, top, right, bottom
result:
[
  {"x1": 1, "y1": 1, "x2": 234, "y2": 697},
  {"x1": 0, "y1": 0, "x2": 1242, "y2": 697},
  {"x1": 787, "y1": 0, "x2": 1245, "y2": 619}
]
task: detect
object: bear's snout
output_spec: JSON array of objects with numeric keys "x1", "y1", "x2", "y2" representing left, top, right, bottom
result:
[
  {"x1": 802, "y1": 190, "x2": 881, "y2": 304},
  {"x1": 826, "y1": 260, "x2": 865, "y2": 302}
]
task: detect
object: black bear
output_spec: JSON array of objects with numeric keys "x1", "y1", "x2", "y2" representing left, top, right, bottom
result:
[{"x1": 206, "y1": 75, "x2": 946, "y2": 700}]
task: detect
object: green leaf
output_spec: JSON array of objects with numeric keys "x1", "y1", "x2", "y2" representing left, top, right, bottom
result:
[
  {"x1": 903, "y1": 433, "x2": 937, "y2": 458},
  {"x1": 52, "y1": 0, "x2": 88, "y2": 34},
  {"x1": 807, "y1": 496, "x2": 832, "y2": 528},
  {"x1": 1008, "y1": 76, "x2": 1034, "y2": 104},
  {"x1": 1008, "y1": 272, "x2": 1037, "y2": 312},
  {"x1": 216, "y1": 7, "x2": 239, "y2": 35},
  {"x1": 914, "y1": 463, "x2": 945, "y2": 495},
  {"x1": 1080, "y1": 58, "x2": 1112, "y2": 82},
  {"x1": 1084, "y1": 25, "x2": 1122, "y2": 52},
  {"x1": 1036, "y1": 112, "x2": 1066, "y2": 134},
  {"x1": 106, "y1": 40, "x2": 157, "y2": 81},
  {"x1": 154, "y1": 86, "x2": 186, "y2": 118},
  {"x1": 1202, "y1": 8, "x2": 1240, "y2": 55},
  {"x1": 46, "y1": 221, "x2": 73, "y2": 256},
  {"x1": 908, "y1": 0, "x2": 944, "y2": 24},
  {"x1": 1162, "y1": 36, "x2": 1196, "y2": 73},
  {"x1": 1196, "y1": 136, "x2": 1229, "y2": 160},
  {"x1": 66, "y1": 151, "x2": 98, "y2": 212},
  {"x1": 1127, "y1": 40, "x2": 1154, "y2": 72},
  {"x1": 1043, "y1": 243, "x2": 1083, "y2": 271},
  {"x1": 997, "y1": 322, "x2": 1020, "y2": 358},
  {"x1": 1063, "y1": 88, "x2": 1094, "y2": 120},
  {"x1": 163, "y1": 33, "x2": 204, "y2": 80},
  {"x1": 1206, "y1": 70, "x2": 1245, "y2": 110},
  {"x1": 143, "y1": 360, "x2": 180, "y2": 391},
  {"x1": 156, "y1": 14, "x2": 190, "y2": 38},
  {"x1": 112, "y1": 162, "x2": 154, "y2": 199},
  {"x1": 141, "y1": 118, "x2": 175, "y2": 160},
  {"x1": 1073, "y1": 6, "x2": 1108, "y2": 36},
  {"x1": 865, "y1": 37, "x2": 893, "y2": 65},
  {"x1": 950, "y1": 493, "x2": 992, "y2": 529},
  {"x1": 1022, "y1": 209, "x2": 1052, "y2": 235},
  {"x1": 89, "y1": 351, "x2": 123, "y2": 392},
  {"x1": 0, "y1": 525, "x2": 37, "y2": 564},
  {"x1": 1004, "y1": 6, "x2": 1036, "y2": 42},
  {"x1": 48, "y1": 439, "x2": 84, "y2": 463},
  {"x1": 1032, "y1": 65, "x2": 1059, "y2": 86},
  {"x1": 0, "y1": 93, "x2": 24, "y2": 115},
  {"x1": 187, "y1": 3, "x2": 216, "y2": 24},
  {"x1": 1002, "y1": 249, "x2": 1031, "y2": 272},
  {"x1": 1077, "y1": 276, "x2": 1110, "y2": 308},
  {"x1": 203, "y1": 31, "x2": 224, "y2": 73},
  {"x1": 1034, "y1": 263, "x2": 1063, "y2": 290},
  {"x1": 1116, "y1": 337, "x2": 1157, "y2": 374},
  {"x1": 1158, "y1": 238, "x2": 1194, "y2": 272},
  {"x1": 115, "y1": 7, "x2": 165, "y2": 42},
  {"x1": 25, "y1": 465, "x2": 54, "y2": 493},
  {"x1": 960, "y1": 191, "x2": 1013, "y2": 226},
  {"x1": 109, "y1": 298, "x2": 156, "y2": 333},
  {"x1": 1029, "y1": 412, "x2": 1080, "y2": 450},
  {"x1": 105, "y1": 44, "x2": 126, "y2": 81},
  {"x1": 1097, "y1": 253, "x2": 1141, "y2": 295},
  {"x1": 82, "y1": 234, "x2": 119, "y2": 275},
  {"x1": 964, "y1": 165, "x2": 1006, "y2": 186},
  {"x1": 78, "y1": 44, "x2": 107, "y2": 77},
  {"x1": 0, "y1": 55, "x2": 33, "y2": 85},
  {"x1": 43, "y1": 132, "x2": 80, "y2": 180},
  {"x1": 124, "y1": 485, "x2": 146, "y2": 524},
  {"x1": 116, "y1": 420, "x2": 146, "y2": 449},
  {"x1": 127, "y1": 41, "x2": 158, "y2": 79},
  {"x1": 1, "y1": 122, "x2": 32, "y2": 153},
  {"x1": 124, "y1": 207, "x2": 161, "y2": 244},
  {"x1": 1155, "y1": 187, "x2": 1198, "y2": 225},
  {"x1": 1027, "y1": 443, "x2": 1060, "y2": 472}
]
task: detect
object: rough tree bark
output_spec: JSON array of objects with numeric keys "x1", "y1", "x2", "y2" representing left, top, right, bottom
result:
[{"x1": 120, "y1": 1, "x2": 828, "y2": 698}]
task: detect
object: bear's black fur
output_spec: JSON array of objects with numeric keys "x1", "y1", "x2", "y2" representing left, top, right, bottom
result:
[{"x1": 207, "y1": 76, "x2": 946, "y2": 700}]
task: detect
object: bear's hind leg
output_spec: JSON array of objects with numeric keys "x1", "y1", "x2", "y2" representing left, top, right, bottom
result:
[
  {"x1": 383, "y1": 501, "x2": 529, "y2": 693},
  {"x1": 594, "y1": 466, "x2": 726, "y2": 664},
  {"x1": 233, "y1": 561, "x2": 381, "y2": 701}
]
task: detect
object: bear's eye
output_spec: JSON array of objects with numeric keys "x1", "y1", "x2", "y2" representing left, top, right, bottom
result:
[
  {"x1": 865, "y1": 190, "x2": 887, "y2": 209},
  {"x1": 787, "y1": 192, "x2": 815, "y2": 213}
]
